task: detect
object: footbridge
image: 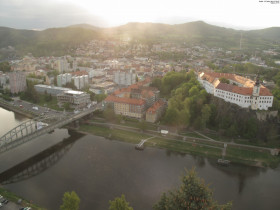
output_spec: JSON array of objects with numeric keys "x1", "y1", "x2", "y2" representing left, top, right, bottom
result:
[{"x1": 0, "y1": 106, "x2": 100, "y2": 154}]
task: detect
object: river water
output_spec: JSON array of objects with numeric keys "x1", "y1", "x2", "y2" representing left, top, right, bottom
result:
[{"x1": 0, "y1": 107, "x2": 280, "y2": 210}]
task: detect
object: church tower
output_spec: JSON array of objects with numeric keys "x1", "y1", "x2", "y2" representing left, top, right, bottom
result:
[{"x1": 251, "y1": 75, "x2": 260, "y2": 110}]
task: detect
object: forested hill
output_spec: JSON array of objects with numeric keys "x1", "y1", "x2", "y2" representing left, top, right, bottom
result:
[
  {"x1": 1, "y1": 21, "x2": 280, "y2": 58},
  {"x1": 0, "y1": 26, "x2": 101, "y2": 57}
]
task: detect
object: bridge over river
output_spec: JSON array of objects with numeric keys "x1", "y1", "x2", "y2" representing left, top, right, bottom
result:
[{"x1": 0, "y1": 105, "x2": 100, "y2": 154}]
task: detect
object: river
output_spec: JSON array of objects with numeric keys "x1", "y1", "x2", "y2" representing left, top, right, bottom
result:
[{"x1": 0, "y1": 107, "x2": 280, "y2": 210}]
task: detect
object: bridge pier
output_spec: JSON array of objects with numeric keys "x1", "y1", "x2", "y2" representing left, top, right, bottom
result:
[{"x1": 74, "y1": 120, "x2": 80, "y2": 129}]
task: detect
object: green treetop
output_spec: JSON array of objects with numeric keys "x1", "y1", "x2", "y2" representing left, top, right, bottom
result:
[
  {"x1": 109, "y1": 194, "x2": 133, "y2": 210},
  {"x1": 60, "y1": 191, "x2": 80, "y2": 210},
  {"x1": 153, "y1": 168, "x2": 232, "y2": 210}
]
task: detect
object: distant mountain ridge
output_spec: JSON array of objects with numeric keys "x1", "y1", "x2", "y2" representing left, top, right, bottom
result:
[{"x1": 0, "y1": 21, "x2": 280, "y2": 58}]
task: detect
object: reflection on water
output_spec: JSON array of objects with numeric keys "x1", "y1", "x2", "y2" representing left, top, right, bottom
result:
[
  {"x1": 208, "y1": 159, "x2": 267, "y2": 194},
  {"x1": 0, "y1": 107, "x2": 28, "y2": 136},
  {"x1": 1, "y1": 107, "x2": 280, "y2": 210},
  {"x1": 0, "y1": 130, "x2": 84, "y2": 185}
]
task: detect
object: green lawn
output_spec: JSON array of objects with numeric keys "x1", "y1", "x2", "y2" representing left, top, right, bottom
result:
[
  {"x1": 0, "y1": 188, "x2": 46, "y2": 210},
  {"x1": 78, "y1": 124, "x2": 280, "y2": 168}
]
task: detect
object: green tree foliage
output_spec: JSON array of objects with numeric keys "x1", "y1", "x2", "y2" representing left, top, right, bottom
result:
[
  {"x1": 20, "y1": 80, "x2": 39, "y2": 103},
  {"x1": 0, "y1": 62, "x2": 11, "y2": 72},
  {"x1": 157, "y1": 70, "x2": 267, "y2": 140},
  {"x1": 103, "y1": 104, "x2": 119, "y2": 123},
  {"x1": 153, "y1": 168, "x2": 232, "y2": 210},
  {"x1": 109, "y1": 194, "x2": 133, "y2": 210},
  {"x1": 60, "y1": 191, "x2": 80, "y2": 210},
  {"x1": 160, "y1": 71, "x2": 210, "y2": 129},
  {"x1": 95, "y1": 94, "x2": 107, "y2": 102},
  {"x1": 219, "y1": 77, "x2": 230, "y2": 84}
]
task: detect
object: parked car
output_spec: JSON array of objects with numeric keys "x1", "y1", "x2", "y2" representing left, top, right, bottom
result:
[
  {"x1": 20, "y1": 207, "x2": 31, "y2": 210},
  {"x1": 2, "y1": 199, "x2": 8, "y2": 204}
]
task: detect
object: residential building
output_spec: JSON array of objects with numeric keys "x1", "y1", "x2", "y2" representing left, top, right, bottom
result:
[
  {"x1": 8, "y1": 71, "x2": 27, "y2": 94},
  {"x1": 89, "y1": 81, "x2": 115, "y2": 94},
  {"x1": 146, "y1": 100, "x2": 166, "y2": 123},
  {"x1": 105, "y1": 95, "x2": 146, "y2": 118},
  {"x1": 0, "y1": 72, "x2": 9, "y2": 89},
  {"x1": 104, "y1": 78, "x2": 164, "y2": 119},
  {"x1": 114, "y1": 70, "x2": 136, "y2": 86},
  {"x1": 57, "y1": 90, "x2": 91, "y2": 109},
  {"x1": 57, "y1": 73, "x2": 72, "y2": 87},
  {"x1": 56, "y1": 58, "x2": 69, "y2": 73},
  {"x1": 73, "y1": 75, "x2": 89, "y2": 90}
]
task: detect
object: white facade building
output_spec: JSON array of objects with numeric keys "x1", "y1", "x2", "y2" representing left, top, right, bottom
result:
[
  {"x1": 114, "y1": 70, "x2": 136, "y2": 86},
  {"x1": 72, "y1": 75, "x2": 89, "y2": 90},
  {"x1": 198, "y1": 72, "x2": 273, "y2": 110},
  {"x1": 57, "y1": 73, "x2": 72, "y2": 87}
]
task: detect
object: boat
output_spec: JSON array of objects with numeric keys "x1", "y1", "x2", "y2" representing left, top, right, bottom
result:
[{"x1": 217, "y1": 158, "x2": 230, "y2": 166}]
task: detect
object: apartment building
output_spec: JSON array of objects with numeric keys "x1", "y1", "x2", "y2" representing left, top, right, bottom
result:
[
  {"x1": 146, "y1": 100, "x2": 166, "y2": 123},
  {"x1": 104, "y1": 78, "x2": 165, "y2": 120},
  {"x1": 57, "y1": 73, "x2": 72, "y2": 87},
  {"x1": 113, "y1": 70, "x2": 136, "y2": 86},
  {"x1": 73, "y1": 75, "x2": 89, "y2": 90},
  {"x1": 8, "y1": 71, "x2": 27, "y2": 94}
]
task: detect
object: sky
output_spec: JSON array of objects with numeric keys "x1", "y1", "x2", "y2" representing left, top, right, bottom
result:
[{"x1": 0, "y1": 0, "x2": 279, "y2": 30}]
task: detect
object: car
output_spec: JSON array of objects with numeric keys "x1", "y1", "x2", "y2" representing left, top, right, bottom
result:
[
  {"x1": 2, "y1": 199, "x2": 8, "y2": 204},
  {"x1": 0, "y1": 203, "x2": 3, "y2": 208},
  {"x1": 19, "y1": 207, "x2": 31, "y2": 210},
  {"x1": 19, "y1": 104, "x2": 23, "y2": 108}
]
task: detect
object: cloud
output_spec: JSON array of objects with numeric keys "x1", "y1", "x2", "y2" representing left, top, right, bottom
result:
[{"x1": 0, "y1": 0, "x2": 107, "y2": 29}]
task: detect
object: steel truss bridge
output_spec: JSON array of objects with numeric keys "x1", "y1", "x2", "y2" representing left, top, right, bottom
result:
[{"x1": 0, "y1": 106, "x2": 99, "y2": 154}]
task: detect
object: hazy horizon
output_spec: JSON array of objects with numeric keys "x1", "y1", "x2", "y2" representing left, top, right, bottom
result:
[{"x1": 1, "y1": 0, "x2": 280, "y2": 31}]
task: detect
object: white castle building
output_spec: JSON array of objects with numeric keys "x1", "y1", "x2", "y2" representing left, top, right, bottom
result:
[{"x1": 198, "y1": 72, "x2": 273, "y2": 110}]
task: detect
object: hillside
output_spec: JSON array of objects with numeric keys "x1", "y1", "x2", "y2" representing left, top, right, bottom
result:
[
  {"x1": 1, "y1": 21, "x2": 280, "y2": 59},
  {"x1": 0, "y1": 27, "x2": 101, "y2": 58}
]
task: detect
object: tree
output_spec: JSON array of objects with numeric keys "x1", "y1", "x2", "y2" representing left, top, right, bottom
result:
[
  {"x1": 63, "y1": 102, "x2": 71, "y2": 111},
  {"x1": 60, "y1": 191, "x2": 80, "y2": 210},
  {"x1": 219, "y1": 77, "x2": 230, "y2": 84},
  {"x1": 153, "y1": 168, "x2": 232, "y2": 210},
  {"x1": 109, "y1": 194, "x2": 133, "y2": 210},
  {"x1": 0, "y1": 61, "x2": 11, "y2": 72}
]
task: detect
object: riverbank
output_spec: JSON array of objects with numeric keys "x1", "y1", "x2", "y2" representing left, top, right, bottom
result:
[
  {"x1": 77, "y1": 122, "x2": 280, "y2": 168},
  {"x1": 0, "y1": 99, "x2": 35, "y2": 118},
  {"x1": 0, "y1": 187, "x2": 45, "y2": 210}
]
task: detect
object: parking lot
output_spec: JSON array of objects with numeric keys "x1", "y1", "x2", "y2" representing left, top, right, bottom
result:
[{"x1": 1, "y1": 201, "x2": 22, "y2": 210}]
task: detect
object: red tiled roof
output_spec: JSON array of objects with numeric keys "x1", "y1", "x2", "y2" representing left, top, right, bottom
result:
[
  {"x1": 71, "y1": 71, "x2": 88, "y2": 76},
  {"x1": 216, "y1": 83, "x2": 272, "y2": 96},
  {"x1": 260, "y1": 87, "x2": 273, "y2": 96},
  {"x1": 105, "y1": 95, "x2": 145, "y2": 105},
  {"x1": 147, "y1": 100, "x2": 165, "y2": 114}
]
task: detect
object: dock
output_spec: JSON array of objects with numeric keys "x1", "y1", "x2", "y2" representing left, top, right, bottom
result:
[{"x1": 135, "y1": 136, "x2": 155, "y2": 150}]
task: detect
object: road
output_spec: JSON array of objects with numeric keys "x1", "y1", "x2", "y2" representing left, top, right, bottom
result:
[{"x1": 10, "y1": 98, "x2": 61, "y2": 117}]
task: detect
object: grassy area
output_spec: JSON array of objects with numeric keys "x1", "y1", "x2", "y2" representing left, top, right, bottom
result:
[
  {"x1": 0, "y1": 187, "x2": 46, "y2": 210},
  {"x1": 179, "y1": 132, "x2": 203, "y2": 138},
  {"x1": 201, "y1": 133, "x2": 232, "y2": 142},
  {"x1": 78, "y1": 124, "x2": 280, "y2": 168},
  {"x1": 79, "y1": 124, "x2": 150, "y2": 144},
  {"x1": 226, "y1": 147, "x2": 280, "y2": 168},
  {"x1": 234, "y1": 138, "x2": 280, "y2": 148},
  {"x1": 36, "y1": 95, "x2": 63, "y2": 111},
  {"x1": 147, "y1": 137, "x2": 223, "y2": 158}
]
